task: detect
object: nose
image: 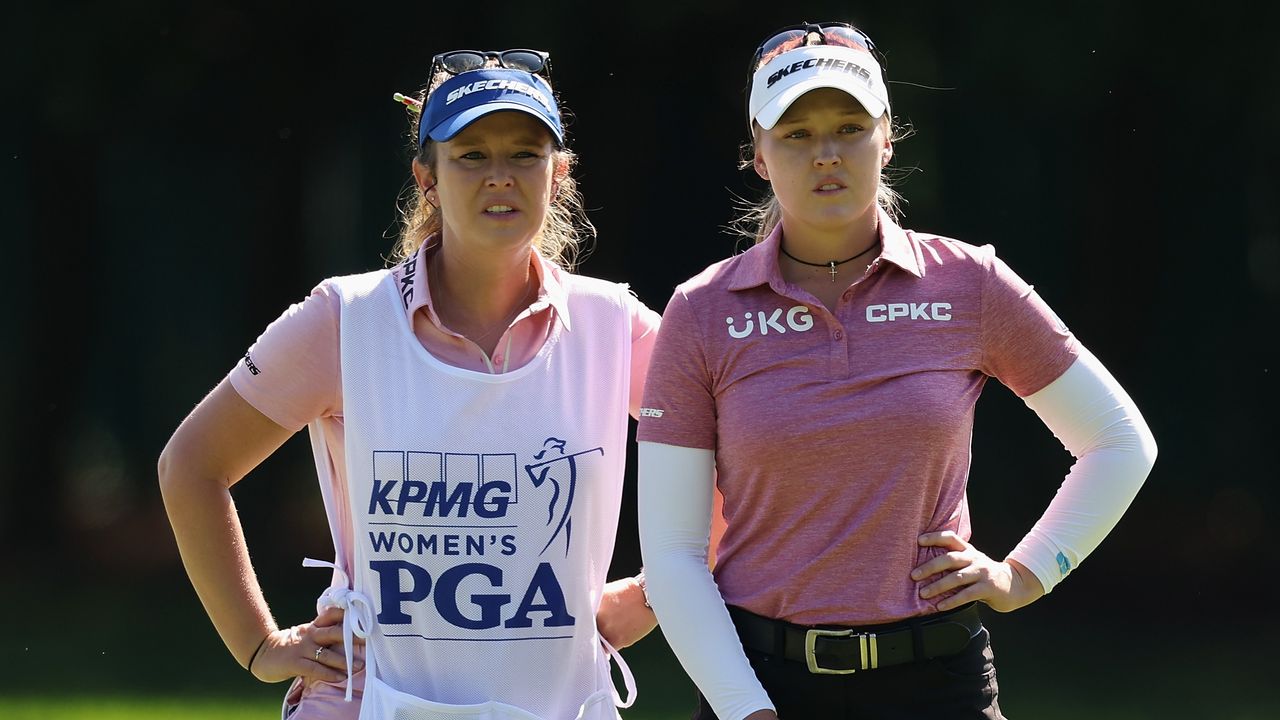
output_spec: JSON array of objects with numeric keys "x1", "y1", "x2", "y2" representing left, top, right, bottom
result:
[
  {"x1": 486, "y1": 158, "x2": 515, "y2": 188},
  {"x1": 813, "y1": 139, "x2": 842, "y2": 168}
]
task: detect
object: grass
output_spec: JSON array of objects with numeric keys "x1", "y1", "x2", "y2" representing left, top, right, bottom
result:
[
  {"x1": 0, "y1": 697, "x2": 280, "y2": 720},
  {"x1": 4, "y1": 577, "x2": 1277, "y2": 719}
]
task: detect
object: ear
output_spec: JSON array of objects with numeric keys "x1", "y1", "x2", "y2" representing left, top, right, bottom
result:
[
  {"x1": 881, "y1": 141, "x2": 894, "y2": 168},
  {"x1": 412, "y1": 157, "x2": 437, "y2": 195},
  {"x1": 753, "y1": 147, "x2": 769, "y2": 180},
  {"x1": 550, "y1": 154, "x2": 571, "y2": 197}
]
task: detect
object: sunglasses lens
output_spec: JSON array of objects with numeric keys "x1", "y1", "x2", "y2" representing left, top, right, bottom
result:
[
  {"x1": 501, "y1": 51, "x2": 546, "y2": 74},
  {"x1": 755, "y1": 23, "x2": 877, "y2": 70},
  {"x1": 442, "y1": 52, "x2": 486, "y2": 74},
  {"x1": 820, "y1": 25, "x2": 873, "y2": 53},
  {"x1": 757, "y1": 29, "x2": 807, "y2": 65}
]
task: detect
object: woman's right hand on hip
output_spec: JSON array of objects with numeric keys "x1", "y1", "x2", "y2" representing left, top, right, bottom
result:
[{"x1": 250, "y1": 606, "x2": 362, "y2": 683}]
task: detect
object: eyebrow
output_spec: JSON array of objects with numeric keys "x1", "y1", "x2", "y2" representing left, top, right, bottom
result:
[
  {"x1": 510, "y1": 135, "x2": 551, "y2": 146},
  {"x1": 776, "y1": 108, "x2": 873, "y2": 125},
  {"x1": 451, "y1": 135, "x2": 550, "y2": 149}
]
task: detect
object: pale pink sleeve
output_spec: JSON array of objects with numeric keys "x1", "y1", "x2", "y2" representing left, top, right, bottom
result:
[
  {"x1": 627, "y1": 290, "x2": 662, "y2": 420},
  {"x1": 228, "y1": 281, "x2": 342, "y2": 432}
]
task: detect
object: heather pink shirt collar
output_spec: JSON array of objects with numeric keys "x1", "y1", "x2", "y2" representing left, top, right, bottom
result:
[
  {"x1": 405, "y1": 238, "x2": 574, "y2": 332},
  {"x1": 726, "y1": 209, "x2": 925, "y2": 292}
]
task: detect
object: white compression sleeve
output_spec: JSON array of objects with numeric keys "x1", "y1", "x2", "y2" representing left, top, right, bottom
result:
[
  {"x1": 1006, "y1": 346, "x2": 1158, "y2": 593},
  {"x1": 637, "y1": 442, "x2": 774, "y2": 720}
]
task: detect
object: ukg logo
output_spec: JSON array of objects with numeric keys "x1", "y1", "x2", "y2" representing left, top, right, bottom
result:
[{"x1": 726, "y1": 305, "x2": 815, "y2": 339}]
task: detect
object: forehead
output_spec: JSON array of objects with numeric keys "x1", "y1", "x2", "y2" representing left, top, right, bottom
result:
[
  {"x1": 779, "y1": 87, "x2": 874, "y2": 121},
  {"x1": 447, "y1": 110, "x2": 553, "y2": 145}
]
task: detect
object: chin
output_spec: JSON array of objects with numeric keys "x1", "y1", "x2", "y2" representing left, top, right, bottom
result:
[{"x1": 486, "y1": 224, "x2": 542, "y2": 247}]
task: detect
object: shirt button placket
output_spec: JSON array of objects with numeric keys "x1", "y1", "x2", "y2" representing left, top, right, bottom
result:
[
  {"x1": 830, "y1": 324, "x2": 849, "y2": 377},
  {"x1": 836, "y1": 285, "x2": 857, "y2": 378}
]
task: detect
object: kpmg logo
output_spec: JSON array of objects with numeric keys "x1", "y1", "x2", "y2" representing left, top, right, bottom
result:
[
  {"x1": 726, "y1": 305, "x2": 815, "y2": 339},
  {"x1": 767, "y1": 56, "x2": 873, "y2": 89},
  {"x1": 367, "y1": 450, "x2": 515, "y2": 519},
  {"x1": 865, "y1": 302, "x2": 952, "y2": 322},
  {"x1": 366, "y1": 437, "x2": 605, "y2": 634},
  {"x1": 446, "y1": 79, "x2": 553, "y2": 110}
]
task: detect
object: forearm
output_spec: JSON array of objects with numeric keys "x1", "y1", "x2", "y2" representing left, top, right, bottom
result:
[
  {"x1": 1007, "y1": 347, "x2": 1158, "y2": 592},
  {"x1": 595, "y1": 575, "x2": 656, "y2": 650},
  {"x1": 159, "y1": 464, "x2": 276, "y2": 667},
  {"x1": 638, "y1": 442, "x2": 774, "y2": 720}
]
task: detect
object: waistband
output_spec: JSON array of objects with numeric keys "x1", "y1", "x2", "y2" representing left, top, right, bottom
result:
[{"x1": 729, "y1": 603, "x2": 984, "y2": 675}]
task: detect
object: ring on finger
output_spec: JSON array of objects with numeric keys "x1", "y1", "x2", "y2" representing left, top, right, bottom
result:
[{"x1": 314, "y1": 647, "x2": 324, "y2": 662}]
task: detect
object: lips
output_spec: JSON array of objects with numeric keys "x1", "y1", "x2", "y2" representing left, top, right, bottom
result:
[
  {"x1": 814, "y1": 178, "x2": 846, "y2": 192},
  {"x1": 484, "y1": 204, "x2": 515, "y2": 214}
]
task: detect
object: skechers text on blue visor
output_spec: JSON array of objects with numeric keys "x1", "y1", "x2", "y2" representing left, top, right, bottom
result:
[{"x1": 418, "y1": 68, "x2": 564, "y2": 147}]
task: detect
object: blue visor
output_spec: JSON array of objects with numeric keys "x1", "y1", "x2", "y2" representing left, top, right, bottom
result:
[{"x1": 419, "y1": 68, "x2": 564, "y2": 147}]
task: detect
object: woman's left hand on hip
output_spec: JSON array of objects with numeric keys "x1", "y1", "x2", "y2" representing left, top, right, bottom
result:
[{"x1": 912, "y1": 530, "x2": 1045, "y2": 613}]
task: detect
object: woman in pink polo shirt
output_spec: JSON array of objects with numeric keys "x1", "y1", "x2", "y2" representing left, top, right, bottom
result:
[
  {"x1": 159, "y1": 50, "x2": 657, "y2": 720},
  {"x1": 636, "y1": 22, "x2": 1158, "y2": 720}
]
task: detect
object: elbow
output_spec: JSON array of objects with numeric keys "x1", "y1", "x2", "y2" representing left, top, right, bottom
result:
[
  {"x1": 1128, "y1": 409, "x2": 1158, "y2": 475},
  {"x1": 1139, "y1": 427, "x2": 1158, "y2": 475},
  {"x1": 156, "y1": 437, "x2": 179, "y2": 499},
  {"x1": 156, "y1": 432, "x2": 195, "y2": 501}
]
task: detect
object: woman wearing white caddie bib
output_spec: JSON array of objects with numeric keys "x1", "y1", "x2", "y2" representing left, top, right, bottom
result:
[{"x1": 159, "y1": 49, "x2": 659, "y2": 720}]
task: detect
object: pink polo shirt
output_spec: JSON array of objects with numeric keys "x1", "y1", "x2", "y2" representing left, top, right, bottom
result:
[{"x1": 636, "y1": 212, "x2": 1077, "y2": 625}]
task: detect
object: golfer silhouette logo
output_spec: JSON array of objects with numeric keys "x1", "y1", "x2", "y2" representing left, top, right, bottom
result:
[{"x1": 524, "y1": 437, "x2": 604, "y2": 557}]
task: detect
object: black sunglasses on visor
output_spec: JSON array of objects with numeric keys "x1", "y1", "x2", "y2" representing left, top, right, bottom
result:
[
  {"x1": 428, "y1": 49, "x2": 552, "y2": 80},
  {"x1": 749, "y1": 22, "x2": 882, "y2": 78}
]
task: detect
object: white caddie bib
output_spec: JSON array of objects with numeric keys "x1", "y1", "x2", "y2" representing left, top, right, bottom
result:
[{"x1": 307, "y1": 268, "x2": 634, "y2": 720}]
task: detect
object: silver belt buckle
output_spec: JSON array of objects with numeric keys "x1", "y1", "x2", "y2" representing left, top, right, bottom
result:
[{"x1": 804, "y1": 629, "x2": 879, "y2": 674}]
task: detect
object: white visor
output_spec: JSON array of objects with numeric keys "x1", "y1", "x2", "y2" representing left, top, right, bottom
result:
[{"x1": 748, "y1": 44, "x2": 889, "y2": 130}]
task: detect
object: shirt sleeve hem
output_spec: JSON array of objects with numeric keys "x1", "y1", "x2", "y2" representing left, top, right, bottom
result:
[{"x1": 228, "y1": 369, "x2": 309, "y2": 433}]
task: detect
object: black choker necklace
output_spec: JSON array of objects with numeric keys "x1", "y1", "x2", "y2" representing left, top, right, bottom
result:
[{"x1": 780, "y1": 240, "x2": 880, "y2": 282}]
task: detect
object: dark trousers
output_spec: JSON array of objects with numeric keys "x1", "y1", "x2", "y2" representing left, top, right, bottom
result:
[{"x1": 693, "y1": 627, "x2": 1004, "y2": 720}]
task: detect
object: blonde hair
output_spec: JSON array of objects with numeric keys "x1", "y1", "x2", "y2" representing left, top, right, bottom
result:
[
  {"x1": 734, "y1": 32, "x2": 908, "y2": 245},
  {"x1": 389, "y1": 68, "x2": 595, "y2": 269}
]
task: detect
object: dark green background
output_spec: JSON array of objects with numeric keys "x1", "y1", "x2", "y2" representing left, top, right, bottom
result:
[{"x1": 3, "y1": 1, "x2": 1276, "y2": 717}]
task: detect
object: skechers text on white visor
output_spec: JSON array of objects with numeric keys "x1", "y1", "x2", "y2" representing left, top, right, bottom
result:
[{"x1": 748, "y1": 44, "x2": 890, "y2": 130}]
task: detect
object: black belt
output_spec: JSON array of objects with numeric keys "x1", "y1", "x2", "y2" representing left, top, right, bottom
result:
[{"x1": 729, "y1": 603, "x2": 983, "y2": 675}]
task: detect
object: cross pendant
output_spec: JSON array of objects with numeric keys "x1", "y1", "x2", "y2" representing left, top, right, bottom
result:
[{"x1": 828, "y1": 262, "x2": 839, "y2": 282}]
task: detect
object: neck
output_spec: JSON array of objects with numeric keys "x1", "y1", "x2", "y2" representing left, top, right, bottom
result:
[
  {"x1": 429, "y1": 236, "x2": 537, "y2": 334},
  {"x1": 776, "y1": 209, "x2": 880, "y2": 265}
]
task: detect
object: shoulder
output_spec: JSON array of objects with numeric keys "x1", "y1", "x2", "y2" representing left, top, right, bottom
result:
[
  {"x1": 905, "y1": 228, "x2": 996, "y2": 272},
  {"x1": 672, "y1": 251, "x2": 754, "y2": 301},
  {"x1": 559, "y1": 270, "x2": 627, "y2": 295},
  {"x1": 558, "y1": 270, "x2": 639, "y2": 308},
  {"x1": 321, "y1": 267, "x2": 397, "y2": 302}
]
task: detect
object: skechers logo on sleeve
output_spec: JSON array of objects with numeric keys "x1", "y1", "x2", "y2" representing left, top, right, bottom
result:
[
  {"x1": 446, "y1": 79, "x2": 553, "y2": 110},
  {"x1": 865, "y1": 302, "x2": 952, "y2": 323},
  {"x1": 639, "y1": 408, "x2": 664, "y2": 418},
  {"x1": 243, "y1": 352, "x2": 261, "y2": 375},
  {"x1": 726, "y1": 306, "x2": 814, "y2": 339}
]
